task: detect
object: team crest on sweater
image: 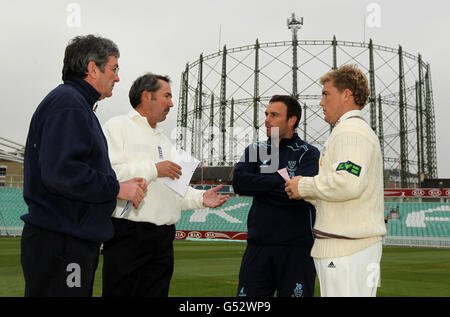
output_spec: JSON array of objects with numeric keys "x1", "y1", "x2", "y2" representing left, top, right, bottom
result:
[{"x1": 336, "y1": 160, "x2": 362, "y2": 176}]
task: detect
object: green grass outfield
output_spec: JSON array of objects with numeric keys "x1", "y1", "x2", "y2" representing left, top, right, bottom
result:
[{"x1": 1, "y1": 237, "x2": 449, "y2": 297}]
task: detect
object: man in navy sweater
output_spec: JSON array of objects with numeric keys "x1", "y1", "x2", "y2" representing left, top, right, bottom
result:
[
  {"x1": 233, "y1": 95, "x2": 320, "y2": 297},
  {"x1": 21, "y1": 35, "x2": 146, "y2": 297}
]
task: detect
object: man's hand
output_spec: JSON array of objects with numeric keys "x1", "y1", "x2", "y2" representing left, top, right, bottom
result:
[
  {"x1": 202, "y1": 185, "x2": 229, "y2": 208},
  {"x1": 156, "y1": 160, "x2": 182, "y2": 179},
  {"x1": 118, "y1": 177, "x2": 147, "y2": 208},
  {"x1": 285, "y1": 176, "x2": 302, "y2": 199}
]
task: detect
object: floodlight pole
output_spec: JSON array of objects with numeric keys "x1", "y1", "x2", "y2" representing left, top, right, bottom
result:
[{"x1": 287, "y1": 13, "x2": 303, "y2": 99}]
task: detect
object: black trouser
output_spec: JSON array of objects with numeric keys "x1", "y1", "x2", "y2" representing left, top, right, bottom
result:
[
  {"x1": 20, "y1": 223, "x2": 100, "y2": 297},
  {"x1": 102, "y1": 218, "x2": 175, "y2": 297},
  {"x1": 237, "y1": 244, "x2": 316, "y2": 297}
]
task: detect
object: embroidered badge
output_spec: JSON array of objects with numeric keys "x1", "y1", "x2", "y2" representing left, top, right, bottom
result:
[
  {"x1": 336, "y1": 160, "x2": 362, "y2": 176},
  {"x1": 286, "y1": 160, "x2": 297, "y2": 178},
  {"x1": 292, "y1": 283, "x2": 303, "y2": 297}
]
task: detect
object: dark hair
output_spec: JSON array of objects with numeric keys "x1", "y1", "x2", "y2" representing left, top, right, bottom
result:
[
  {"x1": 320, "y1": 64, "x2": 370, "y2": 108},
  {"x1": 269, "y1": 95, "x2": 302, "y2": 129},
  {"x1": 62, "y1": 34, "x2": 120, "y2": 81},
  {"x1": 129, "y1": 73, "x2": 171, "y2": 108}
]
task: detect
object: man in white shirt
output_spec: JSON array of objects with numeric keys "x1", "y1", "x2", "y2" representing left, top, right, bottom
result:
[
  {"x1": 102, "y1": 73, "x2": 229, "y2": 297},
  {"x1": 285, "y1": 65, "x2": 386, "y2": 297}
]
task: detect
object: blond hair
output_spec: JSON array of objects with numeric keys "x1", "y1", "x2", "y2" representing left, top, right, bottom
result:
[{"x1": 320, "y1": 64, "x2": 370, "y2": 108}]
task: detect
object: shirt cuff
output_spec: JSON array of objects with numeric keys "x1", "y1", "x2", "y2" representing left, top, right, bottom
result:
[{"x1": 298, "y1": 176, "x2": 316, "y2": 199}]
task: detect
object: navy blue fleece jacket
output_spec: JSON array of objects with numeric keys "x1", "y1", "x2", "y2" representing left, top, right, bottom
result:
[
  {"x1": 232, "y1": 133, "x2": 320, "y2": 247},
  {"x1": 21, "y1": 77, "x2": 120, "y2": 242}
]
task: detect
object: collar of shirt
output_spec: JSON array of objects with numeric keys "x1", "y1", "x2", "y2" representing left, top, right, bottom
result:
[
  {"x1": 334, "y1": 109, "x2": 363, "y2": 127},
  {"x1": 127, "y1": 108, "x2": 163, "y2": 135}
]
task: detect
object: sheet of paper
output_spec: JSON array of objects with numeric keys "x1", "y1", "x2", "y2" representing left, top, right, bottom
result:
[
  {"x1": 163, "y1": 150, "x2": 200, "y2": 197},
  {"x1": 277, "y1": 167, "x2": 290, "y2": 181}
]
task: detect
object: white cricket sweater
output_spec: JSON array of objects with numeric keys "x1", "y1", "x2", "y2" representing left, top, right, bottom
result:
[
  {"x1": 102, "y1": 109, "x2": 204, "y2": 225},
  {"x1": 297, "y1": 110, "x2": 387, "y2": 258}
]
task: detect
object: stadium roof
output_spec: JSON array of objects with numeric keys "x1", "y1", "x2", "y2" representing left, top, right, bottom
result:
[
  {"x1": 0, "y1": 137, "x2": 24, "y2": 163},
  {"x1": 192, "y1": 166, "x2": 235, "y2": 183}
]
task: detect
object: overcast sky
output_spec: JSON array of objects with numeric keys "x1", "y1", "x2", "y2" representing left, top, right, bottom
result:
[{"x1": 1, "y1": 0, "x2": 449, "y2": 178}]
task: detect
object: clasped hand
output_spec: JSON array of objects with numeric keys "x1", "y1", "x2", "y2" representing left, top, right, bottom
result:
[
  {"x1": 118, "y1": 177, "x2": 147, "y2": 208},
  {"x1": 285, "y1": 175, "x2": 302, "y2": 199}
]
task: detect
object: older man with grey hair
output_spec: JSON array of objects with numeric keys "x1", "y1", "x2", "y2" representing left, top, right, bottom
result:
[{"x1": 21, "y1": 35, "x2": 146, "y2": 297}]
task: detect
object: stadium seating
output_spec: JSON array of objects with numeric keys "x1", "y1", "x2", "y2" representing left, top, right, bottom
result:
[
  {"x1": 0, "y1": 187, "x2": 27, "y2": 235},
  {"x1": 192, "y1": 185, "x2": 233, "y2": 193},
  {"x1": 384, "y1": 202, "x2": 450, "y2": 238},
  {"x1": 1, "y1": 186, "x2": 450, "y2": 245},
  {"x1": 176, "y1": 199, "x2": 450, "y2": 244},
  {"x1": 177, "y1": 197, "x2": 251, "y2": 232}
]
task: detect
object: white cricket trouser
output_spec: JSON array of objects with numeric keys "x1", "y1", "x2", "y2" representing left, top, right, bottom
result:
[{"x1": 313, "y1": 241, "x2": 382, "y2": 297}]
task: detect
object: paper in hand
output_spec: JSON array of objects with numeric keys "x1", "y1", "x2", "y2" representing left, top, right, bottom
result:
[
  {"x1": 163, "y1": 149, "x2": 200, "y2": 197},
  {"x1": 277, "y1": 168, "x2": 290, "y2": 181}
]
